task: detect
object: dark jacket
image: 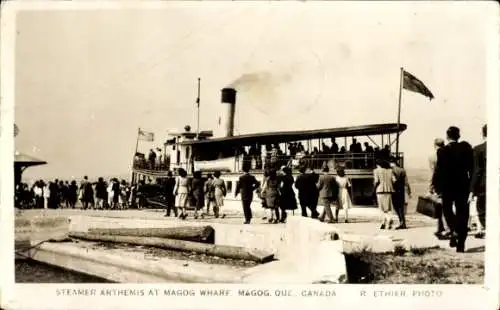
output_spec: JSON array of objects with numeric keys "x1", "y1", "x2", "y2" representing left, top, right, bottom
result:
[
  {"x1": 433, "y1": 141, "x2": 473, "y2": 195},
  {"x1": 470, "y1": 141, "x2": 486, "y2": 196},
  {"x1": 164, "y1": 177, "x2": 176, "y2": 197},
  {"x1": 95, "y1": 181, "x2": 107, "y2": 199},
  {"x1": 191, "y1": 178, "x2": 205, "y2": 200},
  {"x1": 280, "y1": 174, "x2": 297, "y2": 210},
  {"x1": 235, "y1": 173, "x2": 259, "y2": 201},
  {"x1": 295, "y1": 173, "x2": 319, "y2": 200}
]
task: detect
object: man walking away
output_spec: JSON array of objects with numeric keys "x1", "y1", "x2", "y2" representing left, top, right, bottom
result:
[
  {"x1": 469, "y1": 124, "x2": 487, "y2": 239},
  {"x1": 433, "y1": 126, "x2": 473, "y2": 252},
  {"x1": 235, "y1": 164, "x2": 260, "y2": 224},
  {"x1": 430, "y1": 138, "x2": 448, "y2": 237},
  {"x1": 164, "y1": 171, "x2": 177, "y2": 217},
  {"x1": 316, "y1": 166, "x2": 339, "y2": 223},
  {"x1": 204, "y1": 173, "x2": 214, "y2": 216},
  {"x1": 390, "y1": 157, "x2": 412, "y2": 229},
  {"x1": 295, "y1": 166, "x2": 320, "y2": 218}
]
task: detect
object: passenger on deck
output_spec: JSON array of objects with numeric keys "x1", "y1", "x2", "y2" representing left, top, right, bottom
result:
[
  {"x1": 331, "y1": 138, "x2": 339, "y2": 154},
  {"x1": 349, "y1": 139, "x2": 358, "y2": 153},
  {"x1": 148, "y1": 149, "x2": 157, "y2": 170}
]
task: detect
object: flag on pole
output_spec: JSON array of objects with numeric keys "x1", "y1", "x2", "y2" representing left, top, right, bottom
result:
[
  {"x1": 403, "y1": 70, "x2": 434, "y2": 100},
  {"x1": 14, "y1": 124, "x2": 19, "y2": 137},
  {"x1": 138, "y1": 129, "x2": 154, "y2": 141}
]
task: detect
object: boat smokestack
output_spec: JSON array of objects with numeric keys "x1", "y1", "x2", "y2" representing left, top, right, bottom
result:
[{"x1": 220, "y1": 88, "x2": 237, "y2": 137}]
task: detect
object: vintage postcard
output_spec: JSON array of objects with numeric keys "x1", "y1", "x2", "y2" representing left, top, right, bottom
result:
[{"x1": 1, "y1": 1, "x2": 499, "y2": 309}]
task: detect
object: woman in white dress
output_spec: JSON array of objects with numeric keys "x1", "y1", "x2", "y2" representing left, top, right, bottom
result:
[
  {"x1": 373, "y1": 159, "x2": 396, "y2": 229},
  {"x1": 107, "y1": 181, "x2": 114, "y2": 209},
  {"x1": 335, "y1": 167, "x2": 352, "y2": 223}
]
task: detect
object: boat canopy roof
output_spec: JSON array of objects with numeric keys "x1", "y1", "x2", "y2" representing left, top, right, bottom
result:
[{"x1": 180, "y1": 123, "x2": 407, "y2": 147}]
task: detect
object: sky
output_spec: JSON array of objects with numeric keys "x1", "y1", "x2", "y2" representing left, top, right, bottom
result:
[{"x1": 13, "y1": 2, "x2": 490, "y2": 181}]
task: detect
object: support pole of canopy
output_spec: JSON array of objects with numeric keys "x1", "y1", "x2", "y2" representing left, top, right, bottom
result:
[
  {"x1": 395, "y1": 67, "x2": 404, "y2": 158},
  {"x1": 366, "y1": 135, "x2": 379, "y2": 148}
]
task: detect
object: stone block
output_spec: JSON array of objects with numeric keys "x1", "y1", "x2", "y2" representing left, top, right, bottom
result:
[{"x1": 341, "y1": 233, "x2": 395, "y2": 253}]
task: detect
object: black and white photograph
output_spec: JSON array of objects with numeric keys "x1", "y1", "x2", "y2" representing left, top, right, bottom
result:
[{"x1": 1, "y1": 1, "x2": 498, "y2": 310}]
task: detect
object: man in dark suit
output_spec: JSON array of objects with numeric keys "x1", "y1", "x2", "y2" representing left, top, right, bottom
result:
[
  {"x1": 434, "y1": 126, "x2": 474, "y2": 252},
  {"x1": 316, "y1": 166, "x2": 339, "y2": 223},
  {"x1": 430, "y1": 138, "x2": 448, "y2": 237},
  {"x1": 295, "y1": 167, "x2": 320, "y2": 218},
  {"x1": 164, "y1": 171, "x2": 177, "y2": 217},
  {"x1": 390, "y1": 157, "x2": 412, "y2": 229},
  {"x1": 469, "y1": 124, "x2": 487, "y2": 238},
  {"x1": 235, "y1": 164, "x2": 260, "y2": 224}
]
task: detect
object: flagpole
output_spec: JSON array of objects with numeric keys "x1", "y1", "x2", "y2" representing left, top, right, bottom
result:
[
  {"x1": 395, "y1": 67, "x2": 404, "y2": 158},
  {"x1": 135, "y1": 127, "x2": 140, "y2": 155},
  {"x1": 196, "y1": 77, "x2": 201, "y2": 140}
]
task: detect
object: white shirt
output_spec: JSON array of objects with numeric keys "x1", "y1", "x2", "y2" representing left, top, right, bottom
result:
[
  {"x1": 43, "y1": 186, "x2": 50, "y2": 198},
  {"x1": 34, "y1": 186, "x2": 43, "y2": 197}
]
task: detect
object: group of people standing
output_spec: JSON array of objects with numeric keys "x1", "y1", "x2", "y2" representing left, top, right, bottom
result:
[
  {"x1": 160, "y1": 169, "x2": 228, "y2": 220},
  {"x1": 429, "y1": 125, "x2": 487, "y2": 253},
  {"x1": 17, "y1": 176, "x2": 135, "y2": 210},
  {"x1": 232, "y1": 164, "x2": 354, "y2": 225}
]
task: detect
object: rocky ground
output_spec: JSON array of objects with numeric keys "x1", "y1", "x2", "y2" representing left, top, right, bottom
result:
[
  {"x1": 15, "y1": 259, "x2": 112, "y2": 283},
  {"x1": 345, "y1": 246, "x2": 484, "y2": 284}
]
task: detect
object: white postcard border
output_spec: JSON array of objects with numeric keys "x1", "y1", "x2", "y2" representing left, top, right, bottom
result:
[{"x1": 1, "y1": 1, "x2": 499, "y2": 310}]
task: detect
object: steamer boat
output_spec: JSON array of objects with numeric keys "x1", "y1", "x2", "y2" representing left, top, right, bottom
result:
[{"x1": 131, "y1": 87, "x2": 406, "y2": 207}]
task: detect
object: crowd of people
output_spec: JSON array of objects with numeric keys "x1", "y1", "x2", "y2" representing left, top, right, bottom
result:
[
  {"x1": 240, "y1": 139, "x2": 392, "y2": 172},
  {"x1": 427, "y1": 125, "x2": 487, "y2": 253},
  {"x1": 15, "y1": 125, "x2": 486, "y2": 252},
  {"x1": 132, "y1": 138, "x2": 393, "y2": 172},
  {"x1": 15, "y1": 176, "x2": 137, "y2": 210}
]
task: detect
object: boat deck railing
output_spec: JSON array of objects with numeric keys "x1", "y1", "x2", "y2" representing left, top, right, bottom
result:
[{"x1": 132, "y1": 152, "x2": 404, "y2": 174}]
